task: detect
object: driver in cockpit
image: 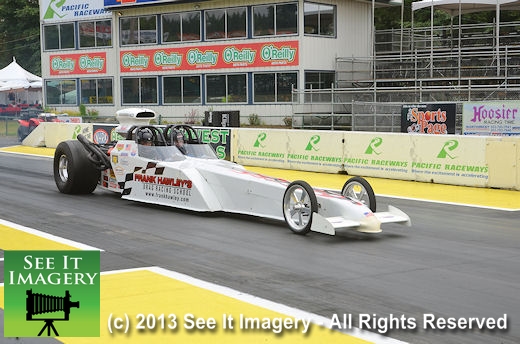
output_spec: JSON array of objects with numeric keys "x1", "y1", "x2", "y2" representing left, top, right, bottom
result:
[
  {"x1": 173, "y1": 130, "x2": 187, "y2": 155},
  {"x1": 137, "y1": 128, "x2": 154, "y2": 146}
]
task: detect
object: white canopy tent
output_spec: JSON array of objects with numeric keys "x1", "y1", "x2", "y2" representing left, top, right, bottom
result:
[
  {"x1": 412, "y1": 0, "x2": 520, "y2": 14},
  {"x1": 0, "y1": 57, "x2": 42, "y2": 105},
  {"x1": 411, "y1": 0, "x2": 520, "y2": 76}
]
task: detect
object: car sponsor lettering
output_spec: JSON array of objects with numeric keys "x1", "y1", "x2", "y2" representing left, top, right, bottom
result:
[{"x1": 134, "y1": 174, "x2": 193, "y2": 188}]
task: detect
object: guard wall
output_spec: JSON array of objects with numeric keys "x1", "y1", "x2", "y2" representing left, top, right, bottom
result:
[{"x1": 32, "y1": 122, "x2": 520, "y2": 190}]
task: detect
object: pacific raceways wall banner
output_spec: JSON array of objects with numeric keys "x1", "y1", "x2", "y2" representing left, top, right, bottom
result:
[{"x1": 232, "y1": 129, "x2": 491, "y2": 188}]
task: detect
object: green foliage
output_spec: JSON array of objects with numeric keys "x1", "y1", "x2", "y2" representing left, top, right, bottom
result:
[
  {"x1": 0, "y1": 0, "x2": 41, "y2": 74},
  {"x1": 77, "y1": 104, "x2": 98, "y2": 118},
  {"x1": 87, "y1": 108, "x2": 99, "y2": 118},
  {"x1": 0, "y1": 118, "x2": 20, "y2": 136},
  {"x1": 79, "y1": 104, "x2": 87, "y2": 117},
  {"x1": 184, "y1": 108, "x2": 200, "y2": 124},
  {"x1": 248, "y1": 113, "x2": 261, "y2": 126}
]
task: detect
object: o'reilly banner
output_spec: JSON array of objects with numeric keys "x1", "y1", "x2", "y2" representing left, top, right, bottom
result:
[{"x1": 401, "y1": 104, "x2": 456, "y2": 134}]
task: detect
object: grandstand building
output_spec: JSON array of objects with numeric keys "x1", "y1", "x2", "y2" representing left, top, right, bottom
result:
[{"x1": 38, "y1": 0, "x2": 519, "y2": 130}]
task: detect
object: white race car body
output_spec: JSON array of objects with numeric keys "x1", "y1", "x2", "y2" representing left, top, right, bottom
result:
[
  {"x1": 98, "y1": 141, "x2": 410, "y2": 235},
  {"x1": 53, "y1": 108, "x2": 411, "y2": 235}
]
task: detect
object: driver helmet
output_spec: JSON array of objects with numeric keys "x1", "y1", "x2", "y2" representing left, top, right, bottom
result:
[
  {"x1": 137, "y1": 128, "x2": 154, "y2": 145},
  {"x1": 174, "y1": 130, "x2": 185, "y2": 146},
  {"x1": 173, "y1": 130, "x2": 186, "y2": 154}
]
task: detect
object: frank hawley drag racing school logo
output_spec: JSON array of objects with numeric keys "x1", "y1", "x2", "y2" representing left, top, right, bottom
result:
[{"x1": 4, "y1": 250, "x2": 100, "y2": 337}]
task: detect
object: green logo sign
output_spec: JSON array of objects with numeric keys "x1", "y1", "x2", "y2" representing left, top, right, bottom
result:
[
  {"x1": 253, "y1": 132, "x2": 267, "y2": 148},
  {"x1": 4, "y1": 250, "x2": 100, "y2": 337},
  {"x1": 72, "y1": 125, "x2": 82, "y2": 139},
  {"x1": 365, "y1": 137, "x2": 383, "y2": 155},
  {"x1": 44, "y1": 0, "x2": 66, "y2": 20},
  {"x1": 305, "y1": 135, "x2": 320, "y2": 151},
  {"x1": 437, "y1": 140, "x2": 458, "y2": 159}
]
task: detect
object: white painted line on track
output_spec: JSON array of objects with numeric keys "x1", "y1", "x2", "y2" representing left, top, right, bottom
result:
[
  {"x1": 323, "y1": 187, "x2": 520, "y2": 212},
  {"x1": 0, "y1": 150, "x2": 53, "y2": 159},
  {"x1": 377, "y1": 193, "x2": 520, "y2": 212},
  {"x1": 0, "y1": 218, "x2": 104, "y2": 251}
]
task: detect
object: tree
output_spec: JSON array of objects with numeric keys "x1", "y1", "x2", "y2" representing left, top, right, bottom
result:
[{"x1": 0, "y1": 0, "x2": 41, "y2": 74}]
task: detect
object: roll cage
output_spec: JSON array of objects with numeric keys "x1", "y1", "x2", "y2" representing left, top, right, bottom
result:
[{"x1": 78, "y1": 124, "x2": 217, "y2": 170}]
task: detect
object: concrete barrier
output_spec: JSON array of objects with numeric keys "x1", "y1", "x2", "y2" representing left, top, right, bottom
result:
[{"x1": 23, "y1": 122, "x2": 520, "y2": 190}]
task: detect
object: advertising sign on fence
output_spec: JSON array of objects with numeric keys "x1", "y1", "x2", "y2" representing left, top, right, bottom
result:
[
  {"x1": 462, "y1": 101, "x2": 520, "y2": 136},
  {"x1": 401, "y1": 104, "x2": 456, "y2": 134},
  {"x1": 233, "y1": 130, "x2": 490, "y2": 187}
]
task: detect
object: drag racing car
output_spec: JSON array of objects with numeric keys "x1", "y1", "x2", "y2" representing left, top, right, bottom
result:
[{"x1": 53, "y1": 108, "x2": 410, "y2": 235}]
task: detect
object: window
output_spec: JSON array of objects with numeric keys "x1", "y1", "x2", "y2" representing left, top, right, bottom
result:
[
  {"x1": 80, "y1": 79, "x2": 113, "y2": 104},
  {"x1": 205, "y1": 7, "x2": 246, "y2": 40},
  {"x1": 253, "y1": 3, "x2": 297, "y2": 37},
  {"x1": 45, "y1": 80, "x2": 77, "y2": 105},
  {"x1": 162, "y1": 11, "x2": 201, "y2": 43},
  {"x1": 253, "y1": 72, "x2": 297, "y2": 103},
  {"x1": 163, "y1": 75, "x2": 201, "y2": 104},
  {"x1": 122, "y1": 77, "x2": 158, "y2": 104},
  {"x1": 304, "y1": 2, "x2": 335, "y2": 36},
  {"x1": 206, "y1": 74, "x2": 247, "y2": 103},
  {"x1": 43, "y1": 23, "x2": 75, "y2": 50},
  {"x1": 79, "y1": 20, "x2": 112, "y2": 48},
  {"x1": 120, "y1": 16, "x2": 157, "y2": 45},
  {"x1": 305, "y1": 71, "x2": 335, "y2": 89}
]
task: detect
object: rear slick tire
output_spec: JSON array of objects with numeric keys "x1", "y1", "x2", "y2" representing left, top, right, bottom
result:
[{"x1": 54, "y1": 140, "x2": 100, "y2": 194}]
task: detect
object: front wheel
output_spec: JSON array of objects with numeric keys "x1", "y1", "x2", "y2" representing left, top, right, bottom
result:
[
  {"x1": 341, "y1": 176, "x2": 376, "y2": 212},
  {"x1": 282, "y1": 180, "x2": 318, "y2": 235},
  {"x1": 54, "y1": 140, "x2": 100, "y2": 194}
]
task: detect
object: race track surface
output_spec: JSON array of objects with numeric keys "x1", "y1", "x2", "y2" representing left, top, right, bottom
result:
[{"x1": 0, "y1": 138, "x2": 519, "y2": 344}]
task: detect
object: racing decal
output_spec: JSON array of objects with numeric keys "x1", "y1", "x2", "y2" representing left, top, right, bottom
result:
[
  {"x1": 120, "y1": 172, "x2": 134, "y2": 195},
  {"x1": 114, "y1": 166, "x2": 125, "y2": 176},
  {"x1": 313, "y1": 188, "x2": 349, "y2": 200},
  {"x1": 120, "y1": 164, "x2": 192, "y2": 204},
  {"x1": 101, "y1": 169, "x2": 119, "y2": 189},
  {"x1": 93, "y1": 128, "x2": 110, "y2": 144},
  {"x1": 232, "y1": 169, "x2": 290, "y2": 186}
]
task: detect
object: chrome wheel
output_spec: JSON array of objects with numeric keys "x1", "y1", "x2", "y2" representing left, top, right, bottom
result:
[
  {"x1": 341, "y1": 177, "x2": 376, "y2": 212},
  {"x1": 283, "y1": 181, "x2": 317, "y2": 234},
  {"x1": 58, "y1": 154, "x2": 69, "y2": 183}
]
